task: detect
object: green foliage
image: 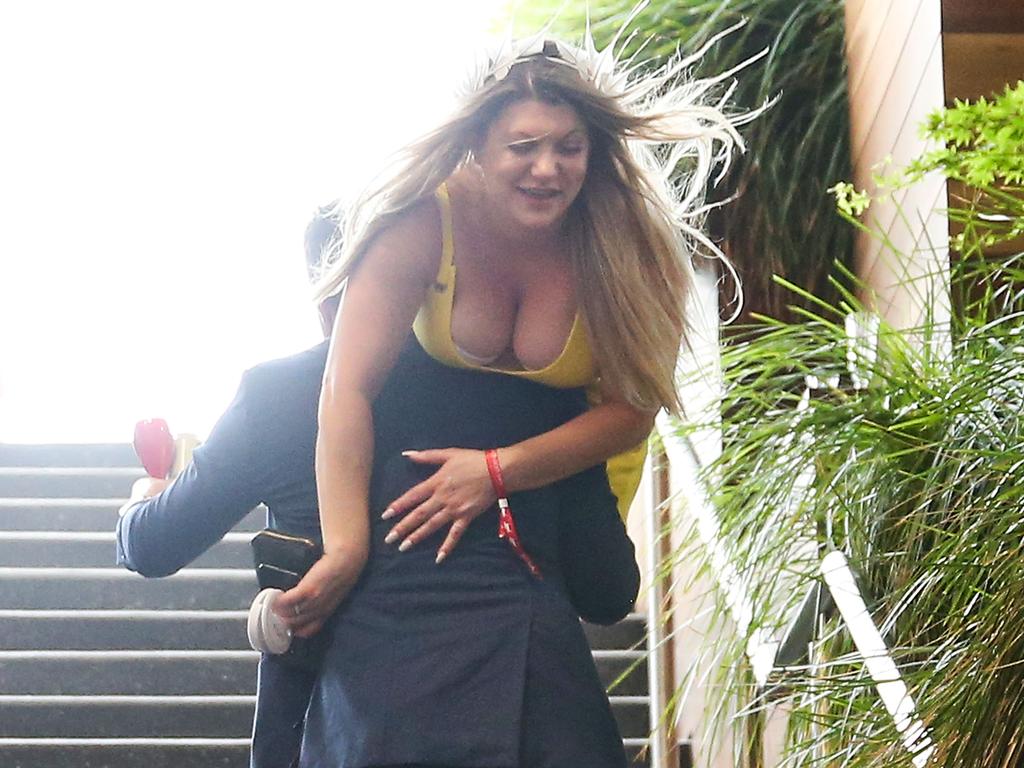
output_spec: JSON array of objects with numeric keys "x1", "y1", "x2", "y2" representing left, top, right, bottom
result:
[
  {"x1": 911, "y1": 81, "x2": 1024, "y2": 189},
  {"x1": 837, "y1": 82, "x2": 1024, "y2": 249},
  {"x1": 680, "y1": 85, "x2": 1024, "y2": 766},
  {"x1": 514, "y1": 0, "x2": 854, "y2": 323},
  {"x1": 828, "y1": 181, "x2": 871, "y2": 218}
]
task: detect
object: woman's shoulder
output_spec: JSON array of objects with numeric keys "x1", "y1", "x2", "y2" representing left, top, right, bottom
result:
[
  {"x1": 380, "y1": 196, "x2": 443, "y2": 250},
  {"x1": 361, "y1": 196, "x2": 444, "y2": 287}
]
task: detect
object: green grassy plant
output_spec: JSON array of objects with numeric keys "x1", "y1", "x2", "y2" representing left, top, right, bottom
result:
[{"x1": 677, "y1": 82, "x2": 1024, "y2": 766}]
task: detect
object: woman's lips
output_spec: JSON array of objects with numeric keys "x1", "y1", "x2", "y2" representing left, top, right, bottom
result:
[{"x1": 517, "y1": 186, "x2": 561, "y2": 201}]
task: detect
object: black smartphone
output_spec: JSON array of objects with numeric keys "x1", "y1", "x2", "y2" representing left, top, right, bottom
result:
[{"x1": 251, "y1": 529, "x2": 322, "y2": 590}]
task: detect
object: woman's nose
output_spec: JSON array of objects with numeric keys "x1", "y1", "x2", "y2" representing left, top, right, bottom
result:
[{"x1": 530, "y1": 150, "x2": 558, "y2": 178}]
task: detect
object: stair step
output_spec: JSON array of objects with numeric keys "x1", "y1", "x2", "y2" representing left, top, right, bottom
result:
[
  {"x1": 0, "y1": 610, "x2": 250, "y2": 651},
  {"x1": 0, "y1": 609, "x2": 646, "y2": 653},
  {"x1": 0, "y1": 696, "x2": 255, "y2": 739},
  {"x1": 0, "y1": 651, "x2": 259, "y2": 696},
  {"x1": 593, "y1": 649, "x2": 649, "y2": 696},
  {"x1": 0, "y1": 499, "x2": 265, "y2": 533},
  {"x1": 625, "y1": 738, "x2": 652, "y2": 767},
  {"x1": 0, "y1": 649, "x2": 646, "y2": 697},
  {"x1": 0, "y1": 499, "x2": 128, "y2": 532},
  {"x1": 0, "y1": 739, "x2": 249, "y2": 768},
  {"x1": 0, "y1": 443, "x2": 139, "y2": 468},
  {"x1": 0, "y1": 568, "x2": 258, "y2": 610},
  {"x1": 0, "y1": 617, "x2": 612, "y2": 656},
  {"x1": 0, "y1": 532, "x2": 253, "y2": 568},
  {"x1": 0, "y1": 694, "x2": 648, "y2": 740},
  {"x1": 0, "y1": 468, "x2": 145, "y2": 499},
  {"x1": 0, "y1": 739, "x2": 651, "y2": 768},
  {"x1": 583, "y1": 612, "x2": 647, "y2": 649},
  {"x1": 609, "y1": 695, "x2": 651, "y2": 739}
]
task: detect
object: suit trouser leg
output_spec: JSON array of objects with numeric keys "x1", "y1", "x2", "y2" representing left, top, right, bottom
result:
[{"x1": 251, "y1": 653, "x2": 318, "y2": 768}]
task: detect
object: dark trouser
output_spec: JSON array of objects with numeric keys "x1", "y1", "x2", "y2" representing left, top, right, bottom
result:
[{"x1": 251, "y1": 654, "x2": 318, "y2": 768}]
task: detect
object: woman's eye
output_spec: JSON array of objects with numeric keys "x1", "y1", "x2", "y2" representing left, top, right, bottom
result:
[
  {"x1": 508, "y1": 142, "x2": 536, "y2": 155},
  {"x1": 559, "y1": 145, "x2": 585, "y2": 156}
]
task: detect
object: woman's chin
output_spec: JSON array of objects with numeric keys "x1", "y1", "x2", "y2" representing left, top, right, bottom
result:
[{"x1": 507, "y1": 206, "x2": 569, "y2": 234}]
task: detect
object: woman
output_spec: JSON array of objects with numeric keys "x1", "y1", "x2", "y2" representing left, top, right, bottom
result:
[{"x1": 280, "y1": 29, "x2": 748, "y2": 768}]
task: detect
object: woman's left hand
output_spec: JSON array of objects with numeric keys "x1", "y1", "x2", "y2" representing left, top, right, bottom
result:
[{"x1": 383, "y1": 448, "x2": 497, "y2": 562}]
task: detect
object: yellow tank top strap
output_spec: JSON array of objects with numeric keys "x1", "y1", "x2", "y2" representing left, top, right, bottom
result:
[
  {"x1": 412, "y1": 186, "x2": 460, "y2": 368},
  {"x1": 435, "y1": 182, "x2": 456, "y2": 280}
]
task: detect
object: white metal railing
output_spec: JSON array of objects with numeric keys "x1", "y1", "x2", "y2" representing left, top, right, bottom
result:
[
  {"x1": 654, "y1": 417, "x2": 935, "y2": 766},
  {"x1": 642, "y1": 452, "x2": 670, "y2": 768}
]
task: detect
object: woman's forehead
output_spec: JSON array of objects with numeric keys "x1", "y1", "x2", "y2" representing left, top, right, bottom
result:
[{"x1": 490, "y1": 99, "x2": 588, "y2": 139}]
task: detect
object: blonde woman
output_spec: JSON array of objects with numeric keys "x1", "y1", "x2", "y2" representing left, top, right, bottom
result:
[{"x1": 278, "y1": 28, "x2": 748, "y2": 768}]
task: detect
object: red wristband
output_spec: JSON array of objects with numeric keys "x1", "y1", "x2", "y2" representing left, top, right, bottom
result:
[
  {"x1": 485, "y1": 449, "x2": 510, "y2": 496},
  {"x1": 484, "y1": 449, "x2": 541, "y2": 579}
]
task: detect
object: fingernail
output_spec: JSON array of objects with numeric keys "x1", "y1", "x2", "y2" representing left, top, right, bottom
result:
[
  {"x1": 435, "y1": 550, "x2": 447, "y2": 564},
  {"x1": 381, "y1": 507, "x2": 396, "y2": 520},
  {"x1": 398, "y1": 539, "x2": 412, "y2": 552},
  {"x1": 384, "y1": 531, "x2": 399, "y2": 545},
  {"x1": 401, "y1": 450, "x2": 416, "y2": 457}
]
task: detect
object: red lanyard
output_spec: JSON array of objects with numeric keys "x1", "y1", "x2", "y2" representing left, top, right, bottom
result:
[{"x1": 484, "y1": 449, "x2": 542, "y2": 579}]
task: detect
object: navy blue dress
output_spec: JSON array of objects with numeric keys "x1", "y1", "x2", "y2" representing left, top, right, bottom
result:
[{"x1": 299, "y1": 339, "x2": 628, "y2": 768}]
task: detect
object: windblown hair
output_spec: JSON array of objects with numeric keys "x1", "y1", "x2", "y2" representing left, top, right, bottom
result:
[
  {"x1": 314, "y1": 19, "x2": 758, "y2": 414},
  {"x1": 304, "y1": 203, "x2": 341, "y2": 282}
]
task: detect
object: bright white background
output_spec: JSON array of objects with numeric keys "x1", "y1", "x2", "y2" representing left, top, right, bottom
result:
[{"x1": 0, "y1": 0, "x2": 507, "y2": 443}]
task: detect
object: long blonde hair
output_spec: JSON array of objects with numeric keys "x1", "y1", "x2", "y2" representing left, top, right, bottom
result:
[{"x1": 315, "y1": 25, "x2": 756, "y2": 415}]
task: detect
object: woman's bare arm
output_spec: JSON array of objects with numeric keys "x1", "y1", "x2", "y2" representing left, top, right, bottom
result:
[
  {"x1": 497, "y1": 398, "x2": 654, "y2": 491},
  {"x1": 273, "y1": 205, "x2": 440, "y2": 635}
]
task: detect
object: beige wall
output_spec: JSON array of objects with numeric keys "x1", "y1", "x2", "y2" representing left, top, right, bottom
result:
[{"x1": 845, "y1": 0, "x2": 949, "y2": 333}]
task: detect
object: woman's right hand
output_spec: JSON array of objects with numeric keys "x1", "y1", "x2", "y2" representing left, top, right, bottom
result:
[
  {"x1": 273, "y1": 550, "x2": 363, "y2": 637},
  {"x1": 309, "y1": 200, "x2": 441, "y2": 628}
]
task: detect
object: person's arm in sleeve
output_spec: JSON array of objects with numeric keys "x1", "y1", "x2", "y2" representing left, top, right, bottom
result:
[
  {"x1": 116, "y1": 373, "x2": 262, "y2": 577},
  {"x1": 555, "y1": 463, "x2": 640, "y2": 625}
]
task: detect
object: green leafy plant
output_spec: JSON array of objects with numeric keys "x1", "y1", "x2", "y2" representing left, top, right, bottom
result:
[
  {"x1": 911, "y1": 81, "x2": 1024, "y2": 189},
  {"x1": 884, "y1": 82, "x2": 1024, "y2": 262},
  {"x1": 515, "y1": 0, "x2": 854, "y2": 324},
  {"x1": 677, "y1": 84, "x2": 1024, "y2": 766}
]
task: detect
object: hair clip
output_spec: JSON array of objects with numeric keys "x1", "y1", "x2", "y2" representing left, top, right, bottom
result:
[{"x1": 486, "y1": 38, "x2": 582, "y2": 84}]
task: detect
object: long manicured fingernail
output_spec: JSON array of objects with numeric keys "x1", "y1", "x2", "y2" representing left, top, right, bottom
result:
[
  {"x1": 384, "y1": 531, "x2": 399, "y2": 545},
  {"x1": 381, "y1": 507, "x2": 396, "y2": 520},
  {"x1": 435, "y1": 550, "x2": 447, "y2": 564},
  {"x1": 398, "y1": 539, "x2": 412, "y2": 552}
]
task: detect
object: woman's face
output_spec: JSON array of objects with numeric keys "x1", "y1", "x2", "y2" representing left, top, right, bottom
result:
[{"x1": 476, "y1": 98, "x2": 590, "y2": 236}]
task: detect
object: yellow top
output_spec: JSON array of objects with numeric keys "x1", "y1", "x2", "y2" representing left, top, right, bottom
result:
[{"x1": 412, "y1": 183, "x2": 647, "y2": 521}]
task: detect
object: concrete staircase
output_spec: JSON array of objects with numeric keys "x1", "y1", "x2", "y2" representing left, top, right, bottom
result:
[{"x1": 0, "y1": 443, "x2": 652, "y2": 767}]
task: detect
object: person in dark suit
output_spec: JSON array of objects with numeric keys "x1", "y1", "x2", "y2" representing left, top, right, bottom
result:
[
  {"x1": 116, "y1": 212, "x2": 342, "y2": 768},
  {"x1": 116, "y1": 210, "x2": 640, "y2": 768}
]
